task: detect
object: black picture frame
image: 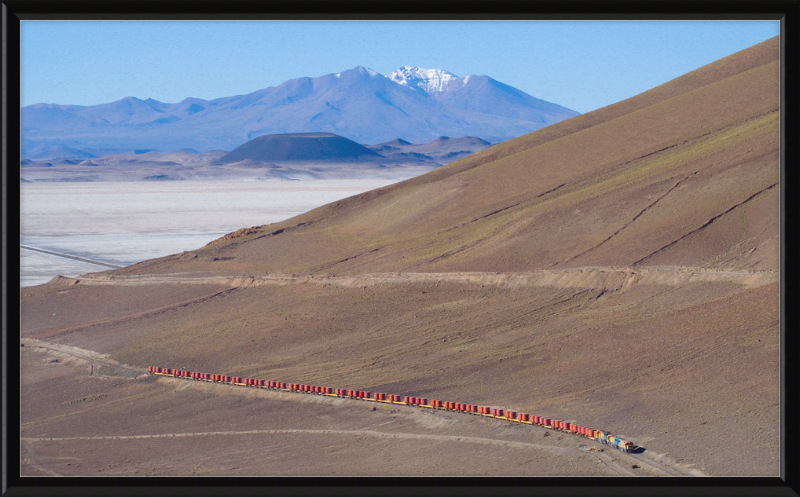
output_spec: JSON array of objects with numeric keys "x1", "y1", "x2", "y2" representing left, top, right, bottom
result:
[{"x1": 3, "y1": 2, "x2": 798, "y2": 496}]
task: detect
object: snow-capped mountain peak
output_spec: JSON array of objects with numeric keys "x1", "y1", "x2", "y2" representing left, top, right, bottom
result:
[
  {"x1": 387, "y1": 66, "x2": 461, "y2": 95},
  {"x1": 22, "y1": 64, "x2": 580, "y2": 158}
]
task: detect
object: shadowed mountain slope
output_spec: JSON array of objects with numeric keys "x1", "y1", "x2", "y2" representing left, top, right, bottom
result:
[
  {"x1": 366, "y1": 136, "x2": 494, "y2": 165},
  {"x1": 123, "y1": 37, "x2": 778, "y2": 278}
]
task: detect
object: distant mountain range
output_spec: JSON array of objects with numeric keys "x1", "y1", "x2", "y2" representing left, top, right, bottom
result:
[{"x1": 21, "y1": 66, "x2": 578, "y2": 160}]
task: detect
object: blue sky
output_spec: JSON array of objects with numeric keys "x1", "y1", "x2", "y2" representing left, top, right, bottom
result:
[{"x1": 21, "y1": 21, "x2": 778, "y2": 114}]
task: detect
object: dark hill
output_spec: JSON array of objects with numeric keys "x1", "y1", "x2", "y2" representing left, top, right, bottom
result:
[
  {"x1": 217, "y1": 132, "x2": 383, "y2": 163},
  {"x1": 410, "y1": 136, "x2": 492, "y2": 155},
  {"x1": 366, "y1": 135, "x2": 494, "y2": 165}
]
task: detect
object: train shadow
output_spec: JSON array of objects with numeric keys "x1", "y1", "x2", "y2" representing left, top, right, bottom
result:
[{"x1": 631, "y1": 446, "x2": 646, "y2": 454}]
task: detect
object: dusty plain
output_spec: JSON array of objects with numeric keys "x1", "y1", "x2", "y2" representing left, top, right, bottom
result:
[{"x1": 19, "y1": 38, "x2": 780, "y2": 477}]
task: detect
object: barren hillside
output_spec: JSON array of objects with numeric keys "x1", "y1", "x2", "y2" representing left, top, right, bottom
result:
[
  {"x1": 113, "y1": 38, "x2": 778, "y2": 278},
  {"x1": 21, "y1": 37, "x2": 780, "y2": 477}
]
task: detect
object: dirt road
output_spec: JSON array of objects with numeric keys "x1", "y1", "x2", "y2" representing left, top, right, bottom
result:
[{"x1": 69, "y1": 265, "x2": 777, "y2": 291}]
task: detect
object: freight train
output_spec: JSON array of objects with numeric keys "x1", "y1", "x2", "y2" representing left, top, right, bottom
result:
[{"x1": 148, "y1": 366, "x2": 635, "y2": 453}]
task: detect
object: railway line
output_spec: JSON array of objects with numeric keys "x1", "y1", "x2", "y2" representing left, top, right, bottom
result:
[
  {"x1": 23, "y1": 338, "x2": 635, "y2": 452},
  {"x1": 149, "y1": 366, "x2": 637, "y2": 454},
  {"x1": 21, "y1": 338, "x2": 147, "y2": 377}
]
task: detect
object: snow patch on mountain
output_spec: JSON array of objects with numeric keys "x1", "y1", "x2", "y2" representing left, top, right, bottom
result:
[
  {"x1": 355, "y1": 66, "x2": 381, "y2": 77},
  {"x1": 387, "y1": 66, "x2": 461, "y2": 95}
]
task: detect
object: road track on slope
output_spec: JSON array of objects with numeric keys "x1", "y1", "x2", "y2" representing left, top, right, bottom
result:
[
  {"x1": 21, "y1": 338, "x2": 147, "y2": 376},
  {"x1": 68, "y1": 266, "x2": 777, "y2": 290},
  {"x1": 21, "y1": 429, "x2": 634, "y2": 476}
]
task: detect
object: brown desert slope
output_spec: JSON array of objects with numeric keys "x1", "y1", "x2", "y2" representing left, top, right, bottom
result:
[
  {"x1": 112, "y1": 37, "x2": 778, "y2": 277},
  {"x1": 21, "y1": 38, "x2": 779, "y2": 477}
]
